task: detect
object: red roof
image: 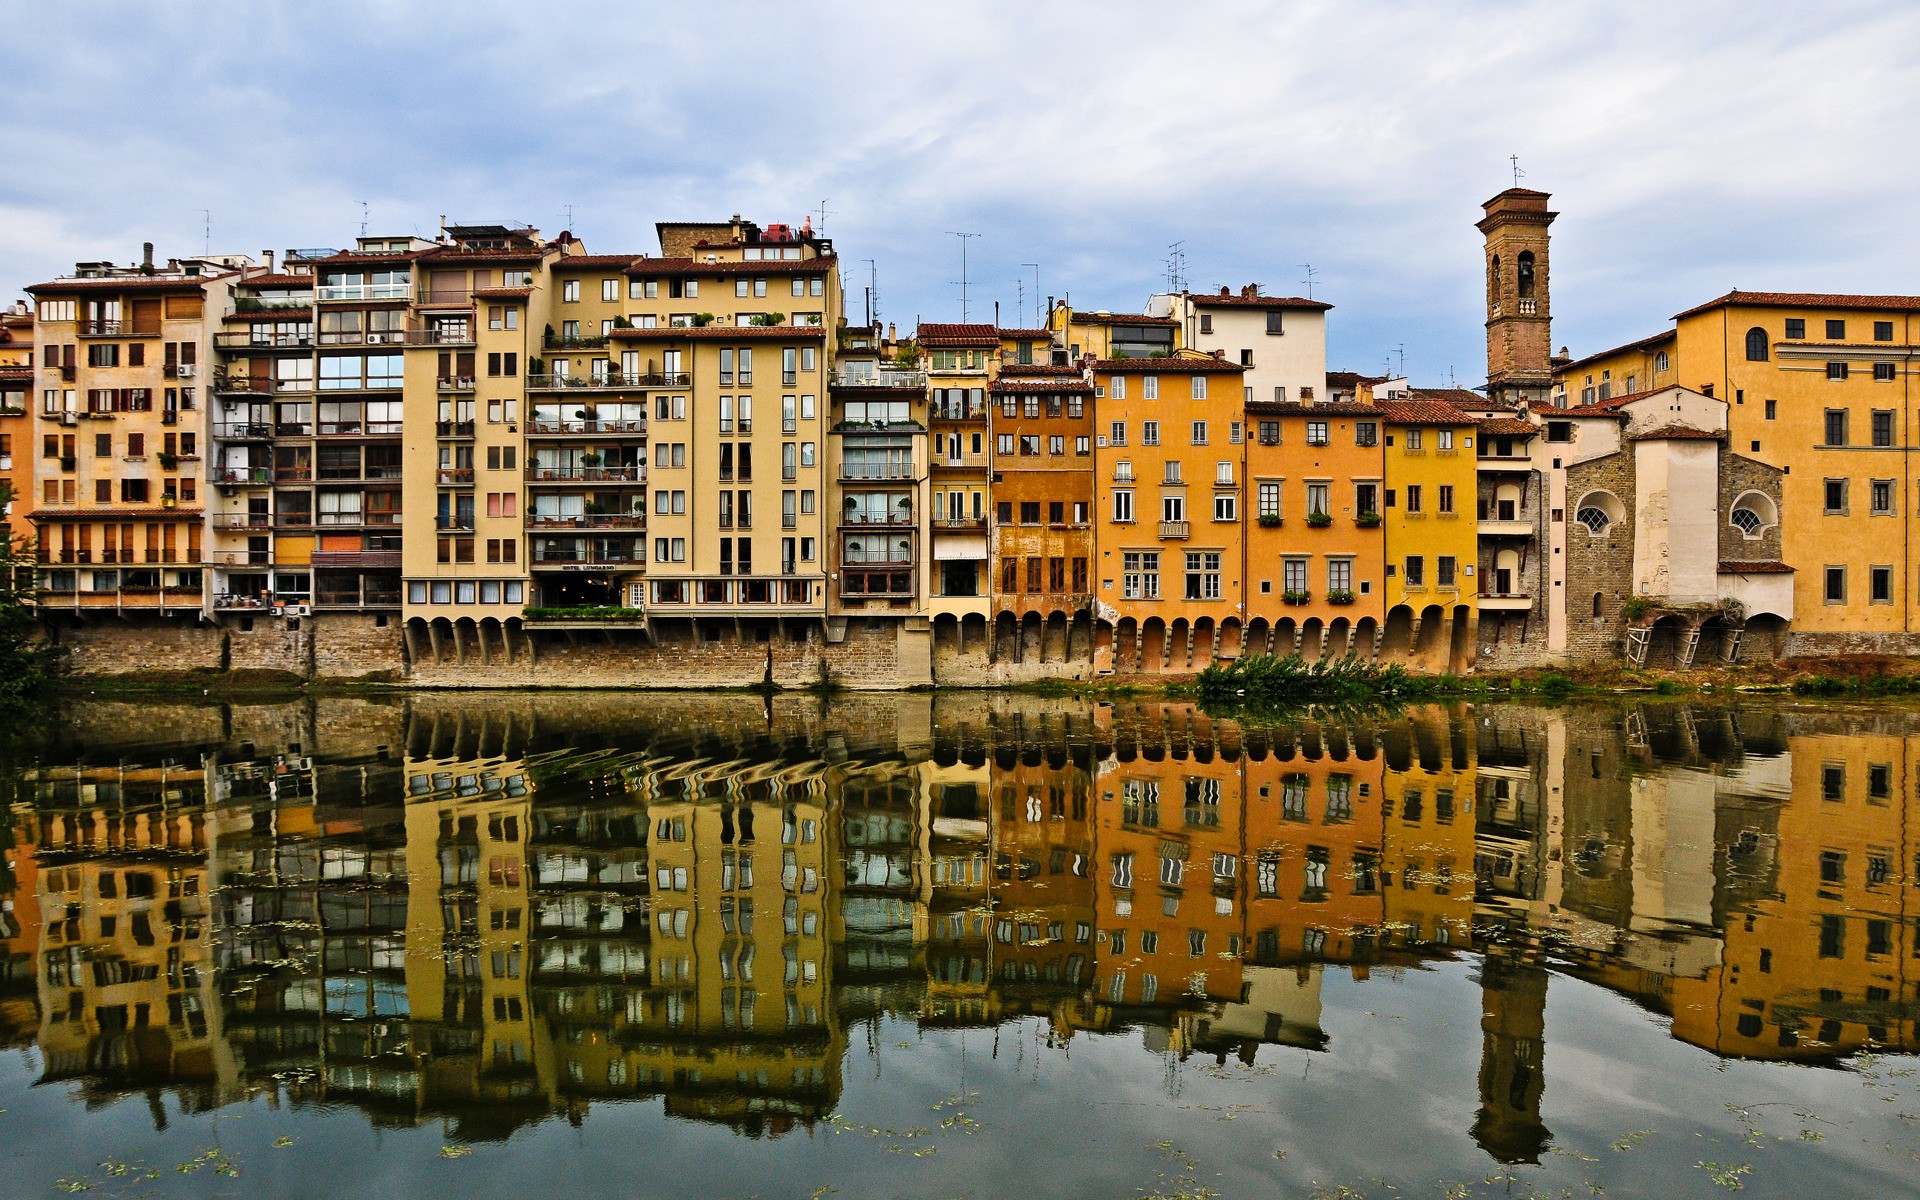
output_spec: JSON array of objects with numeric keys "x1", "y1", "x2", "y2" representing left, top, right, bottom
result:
[
  {"x1": 1245, "y1": 400, "x2": 1381, "y2": 416},
  {"x1": 552, "y1": 254, "x2": 643, "y2": 269},
  {"x1": 26, "y1": 274, "x2": 230, "y2": 294},
  {"x1": 1718, "y1": 560, "x2": 1792, "y2": 574},
  {"x1": 1630, "y1": 424, "x2": 1724, "y2": 441},
  {"x1": 998, "y1": 364, "x2": 1081, "y2": 377},
  {"x1": 1187, "y1": 290, "x2": 1332, "y2": 312},
  {"x1": 1477, "y1": 418, "x2": 1538, "y2": 437},
  {"x1": 1407, "y1": 387, "x2": 1488, "y2": 409},
  {"x1": 1674, "y1": 290, "x2": 1920, "y2": 320},
  {"x1": 1377, "y1": 400, "x2": 1475, "y2": 426},
  {"x1": 1327, "y1": 370, "x2": 1387, "y2": 390},
  {"x1": 1558, "y1": 331, "x2": 1673, "y2": 373},
  {"x1": 471, "y1": 286, "x2": 534, "y2": 299},
  {"x1": 996, "y1": 327, "x2": 1052, "y2": 339},
  {"x1": 917, "y1": 323, "x2": 999, "y2": 348},
  {"x1": 989, "y1": 378, "x2": 1093, "y2": 395},
  {"x1": 238, "y1": 273, "x2": 314, "y2": 289},
  {"x1": 30, "y1": 507, "x2": 204, "y2": 520},
  {"x1": 1092, "y1": 357, "x2": 1245, "y2": 374}
]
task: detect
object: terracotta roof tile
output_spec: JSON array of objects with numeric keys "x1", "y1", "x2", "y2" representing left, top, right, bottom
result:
[
  {"x1": 552, "y1": 254, "x2": 643, "y2": 269},
  {"x1": 1327, "y1": 370, "x2": 1387, "y2": 390},
  {"x1": 1244, "y1": 400, "x2": 1381, "y2": 416},
  {"x1": 30, "y1": 507, "x2": 204, "y2": 520},
  {"x1": 1186, "y1": 290, "x2": 1332, "y2": 311},
  {"x1": 1092, "y1": 357, "x2": 1245, "y2": 374},
  {"x1": 916, "y1": 323, "x2": 1000, "y2": 348},
  {"x1": 998, "y1": 364, "x2": 1081, "y2": 377},
  {"x1": 995, "y1": 327, "x2": 1052, "y2": 339},
  {"x1": 1558, "y1": 330, "x2": 1673, "y2": 372},
  {"x1": 989, "y1": 378, "x2": 1093, "y2": 395},
  {"x1": 1718, "y1": 560, "x2": 1793, "y2": 574},
  {"x1": 27, "y1": 274, "x2": 230, "y2": 294},
  {"x1": 623, "y1": 255, "x2": 836, "y2": 277},
  {"x1": 237, "y1": 273, "x2": 314, "y2": 289},
  {"x1": 1630, "y1": 423, "x2": 1724, "y2": 441},
  {"x1": 1477, "y1": 418, "x2": 1539, "y2": 437},
  {"x1": 1675, "y1": 290, "x2": 1920, "y2": 320},
  {"x1": 471, "y1": 286, "x2": 534, "y2": 299},
  {"x1": 1378, "y1": 400, "x2": 1475, "y2": 426}
]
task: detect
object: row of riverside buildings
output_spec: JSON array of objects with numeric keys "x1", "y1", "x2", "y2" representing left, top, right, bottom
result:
[{"x1": 1, "y1": 192, "x2": 1917, "y2": 684}]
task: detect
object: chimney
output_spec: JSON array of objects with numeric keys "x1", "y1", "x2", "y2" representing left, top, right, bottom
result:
[
  {"x1": 142, "y1": 242, "x2": 154, "y2": 270},
  {"x1": 263, "y1": 250, "x2": 275, "y2": 272},
  {"x1": 439, "y1": 215, "x2": 448, "y2": 244},
  {"x1": 1219, "y1": 286, "x2": 1230, "y2": 297},
  {"x1": 887, "y1": 322, "x2": 896, "y2": 342}
]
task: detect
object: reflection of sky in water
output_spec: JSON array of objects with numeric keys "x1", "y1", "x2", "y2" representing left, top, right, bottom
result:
[{"x1": 0, "y1": 695, "x2": 1915, "y2": 1198}]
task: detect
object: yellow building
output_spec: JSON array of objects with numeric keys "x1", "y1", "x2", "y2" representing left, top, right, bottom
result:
[
  {"x1": 1, "y1": 302, "x2": 32, "y2": 532},
  {"x1": 1379, "y1": 399, "x2": 1480, "y2": 671},
  {"x1": 1553, "y1": 291, "x2": 1920, "y2": 652}
]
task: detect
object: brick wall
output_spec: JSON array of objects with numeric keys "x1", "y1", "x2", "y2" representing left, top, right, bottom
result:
[
  {"x1": 1563, "y1": 450, "x2": 1636, "y2": 664},
  {"x1": 1718, "y1": 452, "x2": 1785, "y2": 564}
]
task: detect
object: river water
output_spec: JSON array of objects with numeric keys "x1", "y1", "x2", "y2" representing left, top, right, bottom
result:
[{"x1": 0, "y1": 691, "x2": 1914, "y2": 1198}]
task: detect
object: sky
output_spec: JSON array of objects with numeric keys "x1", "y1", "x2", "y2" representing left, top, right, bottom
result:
[{"x1": 2, "y1": 0, "x2": 1916, "y2": 386}]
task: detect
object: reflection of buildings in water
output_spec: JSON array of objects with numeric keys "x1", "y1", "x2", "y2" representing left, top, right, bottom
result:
[
  {"x1": 0, "y1": 696, "x2": 1915, "y2": 1151},
  {"x1": 27, "y1": 761, "x2": 231, "y2": 1113}
]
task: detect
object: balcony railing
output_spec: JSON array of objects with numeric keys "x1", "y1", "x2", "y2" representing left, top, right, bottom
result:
[
  {"x1": 436, "y1": 420, "x2": 476, "y2": 438},
  {"x1": 211, "y1": 467, "x2": 273, "y2": 486},
  {"x1": 526, "y1": 372, "x2": 689, "y2": 391},
  {"x1": 311, "y1": 550, "x2": 403, "y2": 569},
  {"x1": 211, "y1": 513, "x2": 274, "y2": 530},
  {"x1": 525, "y1": 466, "x2": 645, "y2": 483},
  {"x1": 406, "y1": 326, "x2": 475, "y2": 345},
  {"x1": 839, "y1": 463, "x2": 916, "y2": 481},
  {"x1": 318, "y1": 421, "x2": 404, "y2": 435},
  {"x1": 833, "y1": 367, "x2": 926, "y2": 389},
  {"x1": 526, "y1": 417, "x2": 647, "y2": 436},
  {"x1": 933, "y1": 517, "x2": 987, "y2": 531},
  {"x1": 80, "y1": 321, "x2": 161, "y2": 338},
  {"x1": 437, "y1": 468, "x2": 474, "y2": 485},
  {"x1": 525, "y1": 513, "x2": 648, "y2": 531},
  {"x1": 530, "y1": 546, "x2": 645, "y2": 567},
  {"x1": 543, "y1": 334, "x2": 611, "y2": 351},
  {"x1": 213, "y1": 376, "x2": 298, "y2": 395},
  {"x1": 1158, "y1": 520, "x2": 1190, "y2": 539},
  {"x1": 316, "y1": 330, "x2": 410, "y2": 345},
  {"x1": 316, "y1": 283, "x2": 412, "y2": 302},
  {"x1": 213, "y1": 422, "x2": 275, "y2": 439},
  {"x1": 437, "y1": 375, "x2": 476, "y2": 391},
  {"x1": 214, "y1": 331, "x2": 313, "y2": 349}
]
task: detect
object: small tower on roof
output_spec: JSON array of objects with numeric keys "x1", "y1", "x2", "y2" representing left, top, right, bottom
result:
[{"x1": 1478, "y1": 188, "x2": 1556, "y2": 409}]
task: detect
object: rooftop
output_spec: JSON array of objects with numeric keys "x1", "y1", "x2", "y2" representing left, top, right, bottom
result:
[{"x1": 1674, "y1": 290, "x2": 1920, "y2": 320}]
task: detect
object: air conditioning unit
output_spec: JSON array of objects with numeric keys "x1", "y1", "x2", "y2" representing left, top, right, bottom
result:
[
  {"x1": 271, "y1": 604, "x2": 285, "y2": 616},
  {"x1": 290, "y1": 603, "x2": 312, "y2": 617}
]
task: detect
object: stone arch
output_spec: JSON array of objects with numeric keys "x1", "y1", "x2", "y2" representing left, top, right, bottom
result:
[
  {"x1": 478, "y1": 616, "x2": 503, "y2": 665},
  {"x1": 1353, "y1": 616, "x2": 1379, "y2": 661},
  {"x1": 1167, "y1": 618, "x2": 1191, "y2": 670},
  {"x1": 1492, "y1": 548, "x2": 1525, "y2": 598},
  {"x1": 1066, "y1": 612, "x2": 1093, "y2": 664},
  {"x1": 1191, "y1": 617, "x2": 1216, "y2": 670},
  {"x1": 1113, "y1": 616, "x2": 1138, "y2": 672},
  {"x1": 404, "y1": 617, "x2": 431, "y2": 664},
  {"x1": 1140, "y1": 617, "x2": 1167, "y2": 673},
  {"x1": 503, "y1": 616, "x2": 526, "y2": 663},
  {"x1": 1326, "y1": 616, "x2": 1351, "y2": 660},
  {"x1": 1020, "y1": 612, "x2": 1044, "y2": 663},
  {"x1": 993, "y1": 611, "x2": 1019, "y2": 661},
  {"x1": 1448, "y1": 605, "x2": 1474, "y2": 673},
  {"x1": 960, "y1": 611, "x2": 988, "y2": 653},
  {"x1": 429, "y1": 616, "x2": 456, "y2": 664},
  {"x1": 1245, "y1": 617, "x2": 1271, "y2": 658},
  {"x1": 1413, "y1": 604, "x2": 1448, "y2": 667},
  {"x1": 1042, "y1": 611, "x2": 1069, "y2": 662},
  {"x1": 1380, "y1": 605, "x2": 1416, "y2": 660},
  {"x1": 1742, "y1": 613, "x2": 1788, "y2": 661},
  {"x1": 1273, "y1": 616, "x2": 1298, "y2": 658},
  {"x1": 1493, "y1": 481, "x2": 1525, "y2": 522},
  {"x1": 1300, "y1": 617, "x2": 1325, "y2": 662},
  {"x1": 1218, "y1": 617, "x2": 1244, "y2": 660},
  {"x1": 1643, "y1": 612, "x2": 1692, "y2": 668},
  {"x1": 932, "y1": 613, "x2": 960, "y2": 653}
]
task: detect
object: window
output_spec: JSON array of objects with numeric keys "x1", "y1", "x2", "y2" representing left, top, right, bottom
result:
[
  {"x1": 1824, "y1": 565, "x2": 1846, "y2": 603},
  {"x1": 1826, "y1": 319, "x2": 1847, "y2": 339},
  {"x1": 1141, "y1": 420, "x2": 1159, "y2": 446},
  {"x1": 1109, "y1": 420, "x2": 1126, "y2": 446},
  {"x1": 1122, "y1": 551, "x2": 1160, "y2": 599},
  {"x1": 1875, "y1": 362, "x2": 1897, "y2": 382},
  {"x1": 1438, "y1": 484, "x2": 1454, "y2": 514},
  {"x1": 1403, "y1": 556, "x2": 1424, "y2": 586},
  {"x1": 1822, "y1": 409, "x2": 1849, "y2": 445},
  {"x1": 1112, "y1": 490, "x2": 1134, "y2": 522},
  {"x1": 1191, "y1": 375, "x2": 1207, "y2": 400},
  {"x1": 1785, "y1": 318, "x2": 1806, "y2": 339},
  {"x1": 1355, "y1": 421, "x2": 1377, "y2": 447},
  {"x1": 1190, "y1": 420, "x2": 1207, "y2": 446},
  {"x1": 1871, "y1": 410, "x2": 1895, "y2": 446},
  {"x1": 1871, "y1": 479, "x2": 1894, "y2": 514},
  {"x1": 1183, "y1": 551, "x2": 1221, "y2": 600},
  {"x1": 1306, "y1": 421, "x2": 1328, "y2": 445},
  {"x1": 1730, "y1": 505, "x2": 1765, "y2": 535},
  {"x1": 1438, "y1": 429, "x2": 1454, "y2": 450},
  {"x1": 1161, "y1": 494, "x2": 1184, "y2": 522},
  {"x1": 1258, "y1": 419, "x2": 1279, "y2": 445},
  {"x1": 1437, "y1": 556, "x2": 1456, "y2": 587},
  {"x1": 562, "y1": 279, "x2": 580, "y2": 303},
  {"x1": 1213, "y1": 492, "x2": 1236, "y2": 522},
  {"x1": 1575, "y1": 505, "x2": 1610, "y2": 533},
  {"x1": 1142, "y1": 375, "x2": 1158, "y2": 400},
  {"x1": 1823, "y1": 478, "x2": 1848, "y2": 514},
  {"x1": 1257, "y1": 481, "x2": 1280, "y2": 518},
  {"x1": 1873, "y1": 320, "x2": 1894, "y2": 341},
  {"x1": 1871, "y1": 565, "x2": 1893, "y2": 603},
  {"x1": 1405, "y1": 484, "x2": 1422, "y2": 513},
  {"x1": 1744, "y1": 327, "x2": 1769, "y2": 361},
  {"x1": 1265, "y1": 310, "x2": 1284, "y2": 334},
  {"x1": 1827, "y1": 361, "x2": 1849, "y2": 381},
  {"x1": 1306, "y1": 482, "x2": 1329, "y2": 516},
  {"x1": 1110, "y1": 376, "x2": 1127, "y2": 400}
]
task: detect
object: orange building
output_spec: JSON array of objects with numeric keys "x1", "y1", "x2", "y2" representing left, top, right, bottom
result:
[
  {"x1": 1241, "y1": 399, "x2": 1386, "y2": 658},
  {"x1": 987, "y1": 756, "x2": 1097, "y2": 1018},
  {"x1": 991, "y1": 364, "x2": 1095, "y2": 663},
  {"x1": 0, "y1": 302, "x2": 30, "y2": 534},
  {"x1": 1093, "y1": 357, "x2": 1249, "y2": 673}
]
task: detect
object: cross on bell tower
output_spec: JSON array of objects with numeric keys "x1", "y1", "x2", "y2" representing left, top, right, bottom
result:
[{"x1": 1478, "y1": 186, "x2": 1556, "y2": 408}]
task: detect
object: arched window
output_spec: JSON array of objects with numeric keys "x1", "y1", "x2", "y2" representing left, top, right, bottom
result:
[
  {"x1": 1517, "y1": 251, "x2": 1535, "y2": 299},
  {"x1": 1728, "y1": 490, "x2": 1777, "y2": 538},
  {"x1": 1745, "y1": 327, "x2": 1769, "y2": 361},
  {"x1": 1655, "y1": 350, "x2": 1670, "y2": 372},
  {"x1": 1592, "y1": 592, "x2": 1604, "y2": 618},
  {"x1": 1489, "y1": 254, "x2": 1501, "y2": 299},
  {"x1": 1574, "y1": 490, "x2": 1625, "y2": 535}
]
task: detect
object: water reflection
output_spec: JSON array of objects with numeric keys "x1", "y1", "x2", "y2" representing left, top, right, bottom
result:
[{"x1": 0, "y1": 695, "x2": 1912, "y2": 1164}]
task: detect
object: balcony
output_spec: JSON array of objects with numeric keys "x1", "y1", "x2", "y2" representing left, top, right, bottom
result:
[
  {"x1": 1477, "y1": 454, "x2": 1533, "y2": 471},
  {"x1": 211, "y1": 467, "x2": 274, "y2": 486},
  {"x1": 839, "y1": 464, "x2": 915, "y2": 482},
  {"x1": 80, "y1": 321, "x2": 161, "y2": 338},
  {"x1": 838, "y1": 568, "x2": 918, "y2": 599},
  {"x1": 437, "y1": 468, "x2": 474, "y2": 486},
  {"x1": 213, "y1": 331, "x2": 312, "y2": 350},
  {"x1": 318, "y1": 421, "x2": 404, "y2": 436},
  {"x1": 213, "y1": 375, "x2": 297, "y2": 396},
  {"x1": 213, "y1": 421, "x2": 275, "y2": 440},
  {"x1": 274, "y1": 513, "x2": 315, "y2": 529},
  {"x1": 543, "y1": 333, "x2": 611, "y2": 351},
  {"x1": 436, "y1": 420, "x2": 476, "y2": 438},
  {"x1": 405, "y1": 325, "x2": 475, "y2": 345},
  {"x1": 522, "y1": 606, "x2": 647, "y2": 627},
  {"x1": 526, "y1": 371, "x2": 689, "y2": 391},
  {"x1": 525, "y1": 465, "x2": 646, "y2": 484},
  {"x1": 525, "y1": 513, "x2": 648, "y2": 532},
  {"x1": 525, "y1": 417, "x2": 647, "y2": 436},
  {"x1": 316, "y1": 330, "x2": 411, "y2": 346},
  {"x1": 274, "y1": 466, "x2": 314, "y2": 482},
  {"x1": 437, "y1": 375, "x2": 476, "y2": 392},
  {"x1": 311, "y1": 549, "x2": 403, "y2": 569},
  {"x1": 1477, "y1": 517, "x2": 1533, "y2": 537},
  {"x1": 417, "y1": 288, "x2": 476, "y2": 307},
  {"x1": 315, "y1": 585, "x2": 403, "y2": 609},
  {"x1": 211, "y1": 513, "x2": 275, "y2": 531},
  {"x1": 833, "y1": 367, "x2": 927, "y2": 389},
  {"x1": 1158, "y1": 520, "x2": 1190, "y2": 540},
  {"x1": 1478, "y1": 592, "x2": 1533, "y2": 611},
  {"x1": 932, "y1": 516, "x2": 987, "y2": 532},
  {"x1": 316, "y1": 283, "x2": 412, "y2": 302},
  {"x1": 530, "y1": 544, "x2": 645, "y2": 568}
]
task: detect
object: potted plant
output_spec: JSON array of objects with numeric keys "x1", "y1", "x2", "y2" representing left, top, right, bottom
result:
[
  {"x1": 612, "y1": 315, "x2": 632, "y2": 329},
  {"x1": 1355, "y1": 510, "x2": 1382, "y2": 527},
  {"x1": 1326, "y1": 589, "x2": 1356, "y2": 605},
  {"x1": 1256, "y1": 513, "x2": 1282, "y2": 528},
  {"x1": 693, "y1": 312, "x2": 715, "y2": 327},
  {"x1": 1306, "y1": 511, "x2": 1333, "y2": 528},
  {"x1": 1282, "y1": 589, "x2": 1311, "y2": 605}
]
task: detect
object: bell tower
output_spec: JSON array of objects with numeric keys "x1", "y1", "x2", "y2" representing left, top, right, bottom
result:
[{"x1": 1478, "y1": 188, "x2": 1556, "y2": 408}]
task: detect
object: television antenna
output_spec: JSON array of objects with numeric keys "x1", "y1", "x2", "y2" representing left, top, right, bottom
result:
[
  {"x1": 1300, "y1": 263, "x2": 1318, "y2": 299},
  {"x1": 564, "y1": 203, "x2": 575, "y2": 230},
  {"x1": 1510, "y1": 154, "x2": 1526, "y2": 187},
  {"x1": 1022, "y1": 264, "x2": 1041, "y2": 326},
  {"x1": 948, "y1": 232, "x2": 979, "y2": 321},
  {"x1": 1165, "y1": 241, "x2": 1187, "y2": 293},
  {"x1": 817, "y1": 199, "x2": 834, "y2": 232},
  {"x1": 861, "y1": 257, "x2": 878, "y2": 328},
  {"x1": 202, "y1": 210, "x2": 211, "y2": 258}
]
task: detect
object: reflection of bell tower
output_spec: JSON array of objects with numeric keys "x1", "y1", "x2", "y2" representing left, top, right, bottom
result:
[
  {"x1": 1478, "y1": 188, "x2": 1556, "y2": 409},
  {"x1": 1471, "y1": 953, "x2": 1551, "y2": 1163}
]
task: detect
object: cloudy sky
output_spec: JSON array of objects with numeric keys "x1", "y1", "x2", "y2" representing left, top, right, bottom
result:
[{"x1": 3, "y1": 1, "x2": 1914, "y2": 383}]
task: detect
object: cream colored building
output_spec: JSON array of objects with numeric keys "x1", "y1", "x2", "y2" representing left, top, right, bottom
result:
[{"x1": 1148, "y1": 286, "x2": 1331, "y2": 405}]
